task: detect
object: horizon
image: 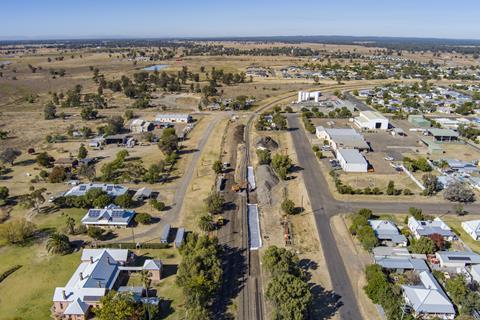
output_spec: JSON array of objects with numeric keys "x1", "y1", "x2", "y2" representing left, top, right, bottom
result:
[{"x1": 3, "y1": 0, "x2": 480, "y2": 41}]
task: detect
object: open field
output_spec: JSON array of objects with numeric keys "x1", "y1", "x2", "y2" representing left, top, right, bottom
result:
[{"x1": 0, "y1": 38, "x2": 479, "y2": 320}]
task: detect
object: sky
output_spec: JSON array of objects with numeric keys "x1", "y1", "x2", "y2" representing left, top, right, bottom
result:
[{"x1": 2, "y1": 0, "x2": 480, "y2": 40}]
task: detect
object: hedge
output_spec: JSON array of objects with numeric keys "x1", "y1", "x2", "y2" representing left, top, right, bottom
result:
[
  {"x1": 94, "y1": 242, "x2": 171, "y2": 249},
  {"x1": 0, "y1": 265, "x2": 22, "y2": 283}
]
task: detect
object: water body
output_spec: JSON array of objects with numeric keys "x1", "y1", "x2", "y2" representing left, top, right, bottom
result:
[{"x1": 143, "y1": 64, "x2": 168, "y2": 71}]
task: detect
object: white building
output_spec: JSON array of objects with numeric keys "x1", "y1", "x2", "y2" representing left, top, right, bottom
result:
[
  {"x1": 155, "y1": 114, "x2": 191, "y2": 123},
  {"x1": 408, "y1": 217, "x2": 456, "y2": 241},
  {"x1": 297, "y1": 91, "x2": 321, "y2": 103},
  {"x1": 469, "y1": 264, "x2": 480, "y2": 284},
  {"x1": 354, "y1": 110, "x2": 389, "y2": 130},
  {"x1": 402, "y1": 271, "x2": 455, "y2": 319},
  {"x1": 52, "y1": 249, "x2": 130, "y2": 319},
  {"x1": 81, "y1": 204, "x2": 136, "y2": 228},
  {"x1": 64, "y1": 184, "x2": 128, "y2": 198},
  {"x1": 462, "y1": 220, "x2": 480, "y2": 240},
  {"x1": 130, "y1": 119, "x2": 153, "y2": 133},
  {"x1": 336, "y1": 148, "x2": 368, "y2": 173}
]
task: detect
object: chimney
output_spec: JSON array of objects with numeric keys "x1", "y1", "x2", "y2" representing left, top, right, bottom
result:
[
  {"x1": 90, "y1": 256, "x2": 94, "y2": 263},
  {"x1": 62, "y1": 290, "x2": 67, "y2": 300},
  {"x1": 97, "y1": 280, "x2": 102, "y2": 288},
  {"x1": 107, "y1": 256, "x2": 111, "y2": 265},
  {"x1": 79, "y1": 272, "x2": 83, "y2": 280}
]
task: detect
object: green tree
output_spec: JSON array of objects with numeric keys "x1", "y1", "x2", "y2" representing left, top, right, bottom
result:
[
  {"x1": 49, "y1": 166, "x2": 67, "y2": 183},
  {"x1": 386, "y1": 180, "x2": 395, "y2": 195},
  {"x1": 158, "y1": 128, "x2": 179, "y2": 155},
  {"x1": 357, "y1": 226, "x2": 379, "y2": 251},
  {"x1": 87, "y1": 226, "x2": 104, "y2": 240},
  {"x1": 266, "y1": 273, "x2": 312, "y2": 320},
  {"x1": 443, "y1": 181, "x2": 476, "y2": 203},
  {"x1": 0, "y1": 186, "x2": 9, "y2": 205},
  {"x1": 46, "y1": 233, "x2": 71, "y2": 255},
  {"x1": 262, "y1": 246, "x2": 302, "y2": 277},
  {"x1": 422, "y1": 173, "x2": 439, "y2": 196},
  {"x1": 212, "y1": 160, "x2": 223, "y2": 174},
  {"x1": 80, "y1": 106, "x2": 98, "y2": 120},
  {"x1": 408, "y1": 207, "x2": 424, "y2": 220},
  {"x1": 271, "y1": 154, "x2": 292, "y2": 180},
  {"x1": 78, "y1": 144, "x2": 88, "y2": 159},
  {"x1": 143, "y1": 164, "x2": 163, "y2": 184},
  {"x1": 204, "y1": 192, "x2": 224, "y2": 214},
  {"x1": 44, "y1": 102, "x2": 56, "y2": 120},
  {"x1": 65, "y1": 216, "x2": 76, "y2": 235},
  {"x1": 36, "y1": 152, "x2": 53, "y2": 167},
  {"x1": 0, "y1": 218, "x2": 36, "y2": 244},
  {"x1": 114, "y1": 194, "x2": 133, "y2": 208},
  {"x1": 93, "y1": 194, "x2": 111, "y2": 208},
  {"x1": 198, "y1": 214, "x2": 215, "y2": 232},
  {"x1": 94, "y1": 291, "x2": 144, "y2": 320},
  {"x1": 21, "y1": 188, "x2": 46, "y2": 212},
  {"x1": 105, "y1": 116, "x2": 124, "y2": 135},
  {"x1": 409, "y1": 237, "x2": 436, "y2": 254},
  {"x1": 256, "y1": 149, "x2": 271, "y2": 165},
  {"x1": 176, "y1": 234, "x2": 222, "y2": 309},
  {"x1": 281, "y1": 198, "x2": 295, "y2": 215},
  {"x1": 272, "y1": 113, "x2": 287, "y2": 130},
  {"x1": 150, "y1": 199, "x2": 165, "y2": 211},
  {"x1": 135, "y1": 212, "x2": 152, "y2": 225}
]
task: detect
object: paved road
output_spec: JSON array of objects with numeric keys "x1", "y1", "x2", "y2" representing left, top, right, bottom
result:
[
  {"x1": 343, "y1": 92, "x2": 370, "y2": 111},
  {"x1": 115, "y1": 115, "x2": 222, "y2": 242},
  {"x1": 288, "y1": 114, "x2": 362, "y2": 320},
  {"x1": 287, "y1": 114, "x2": 480, "y2": 319}
]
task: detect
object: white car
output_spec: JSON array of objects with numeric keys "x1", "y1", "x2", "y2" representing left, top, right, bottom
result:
[{"x1": 384, "y1": 156, "x2": 394, "y2": 161}]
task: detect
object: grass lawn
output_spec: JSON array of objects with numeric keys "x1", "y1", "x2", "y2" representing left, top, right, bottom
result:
[
  {"x1": 0, "y1": 244, "x2": 81, "y2": 320},
  {"x1": 0, "y1": 246, "x2": 183, "y2": 320},
  {"x1": 128, "y1": 248, "x2": 184, "y2": 319},
  {"x1": 443, "y1": 216, "x2": 480, "y2": 253}
]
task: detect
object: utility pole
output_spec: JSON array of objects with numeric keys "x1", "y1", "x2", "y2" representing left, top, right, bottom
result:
[{"x1": 131, "y1": 227, "x2": 136, "y2": 245}]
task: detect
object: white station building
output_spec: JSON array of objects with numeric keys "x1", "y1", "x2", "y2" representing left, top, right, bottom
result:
[{"x1": 297, "y1": 91, "x2": 321, "y2": 103}]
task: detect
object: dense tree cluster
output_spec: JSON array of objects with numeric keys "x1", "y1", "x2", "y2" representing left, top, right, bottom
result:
[
  {"x1": 363, "y1": 265, "x2": 407, "y2": 320},
  {"x1": 349, "y1": 209, "x2": 379, "y2": 251},
  {"x1": 263, "y1": 246, "x2": 312, "y2": 320},
  {"x1": 176, "y1": 234, "x2": 222, "y2": 319}
]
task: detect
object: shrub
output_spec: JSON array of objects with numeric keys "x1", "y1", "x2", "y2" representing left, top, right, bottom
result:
[
  {"x1": 114, "y1": 194, "x2": 133, "y2": 208},
  {"x1": 0, "y1": 265, "x2": 22, "y2": 283},
  {"x1": 49, "y1": 166, "x2": 67, "y2": 183},
  {"x1": 281, "y1": 198, "x2": 295, "y2": 215},
  {"x1": 135, "y1": 212, "x2": 152, "y2": 225},
  {"x1": 150, "y1": 199, "x2": 166, "y2": 211}
]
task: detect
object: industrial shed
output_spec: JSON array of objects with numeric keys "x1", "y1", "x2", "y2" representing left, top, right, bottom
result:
[
  {"x1": 354, "y1": 110, "x2": 389, "y2": 130},
  {"x1": 427, "y1": 128, "x2": 459, "y2": 143},
  {"x1": 336, "y1": 148, "x2": 368, "y2": 173}
]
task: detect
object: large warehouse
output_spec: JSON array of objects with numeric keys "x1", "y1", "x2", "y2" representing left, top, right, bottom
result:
[
  {"x1": 336, "y1": 148, "x2": 368, "y2": 172},
  {"x1": 315, "y1": 127, "x2": 370, "y2": 151},
  {"x1": 354, "y1": 110, "x2": 389, "y2": 130}
]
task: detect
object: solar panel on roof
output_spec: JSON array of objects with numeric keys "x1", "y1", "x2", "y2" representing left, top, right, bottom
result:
[
  {"x1": 88, "y1": 210, "x2": 101, "y2": 217},
  {"x1": 79, "y1": 185, "x2": 87, "y2": 191},
  {"x1": 449, "y1": 256, "x2": 471, "y2": 261},
  {"x1": 111, "y1": 210, "x2": 125, "y2": 217},
  {"x1": 106, "y1": 186, "x2": 114, "y2": 191}
]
